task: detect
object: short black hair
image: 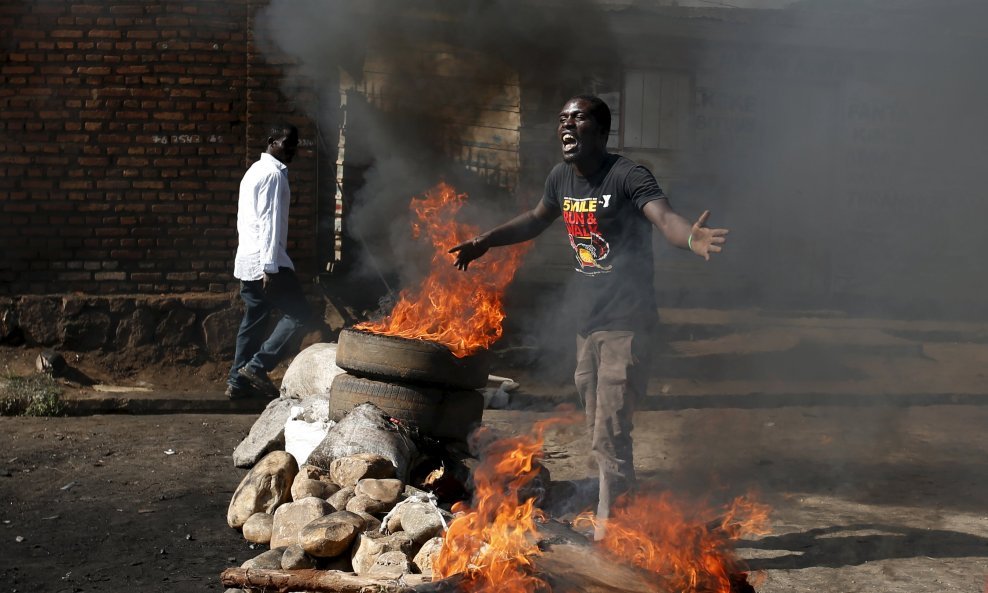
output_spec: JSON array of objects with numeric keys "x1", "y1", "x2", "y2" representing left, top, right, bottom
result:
[
  {"x1": 568, "y1": 95, "x2": 611, "y2": 136},
  {"x1": 268, "y1": 123, "x2": 298, "y2": 140}
]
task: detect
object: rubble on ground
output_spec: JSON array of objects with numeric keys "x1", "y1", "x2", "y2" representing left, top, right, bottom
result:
[{"x1": 226, "y1": 401, "x2": 480, "y2": 584}]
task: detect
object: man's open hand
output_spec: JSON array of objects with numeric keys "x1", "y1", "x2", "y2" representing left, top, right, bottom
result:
[
  {"x1": 448, "y1": 236, "x2": 490, "y2": 270},
  {"x1": 689, "y1": 210, "x2": 729, "y2": 261}
]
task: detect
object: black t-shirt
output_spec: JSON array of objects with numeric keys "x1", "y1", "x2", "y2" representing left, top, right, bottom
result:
[{"x1": 540, "y1": 154, "x2": 666, "y2": 335}]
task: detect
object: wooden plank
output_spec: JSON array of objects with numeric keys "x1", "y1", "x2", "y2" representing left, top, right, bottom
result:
[
  {"x1": 220, "y1": 543, "x2": 667, "y2": 593},
  {"x1": 219, "y1": 567, "x2": 434, "y2": 593}
]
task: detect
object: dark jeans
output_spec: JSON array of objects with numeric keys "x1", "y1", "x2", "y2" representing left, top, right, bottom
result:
[
  {"x1": 574, "y1": 329, "x2": 652, "y2": 535},
  {"x1": 227, "y1": 267, "x2": 311, "y2": 388}
]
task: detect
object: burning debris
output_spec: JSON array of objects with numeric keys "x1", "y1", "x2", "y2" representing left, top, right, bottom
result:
[
  {"x1": 221, "y1": 411, "x2": 768, "y2": 593},
  {"x1": 222, "y1": 182, "x2": 768, "y2": 592},
  {"x1": 355, "y1": 182, "x2": 529, "y2": 358},
  {"x1": 320, "y1": 183, "x2": 521, "y2": 451}
]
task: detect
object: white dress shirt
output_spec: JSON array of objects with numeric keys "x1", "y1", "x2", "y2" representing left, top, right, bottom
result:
[{"x1": 234, "y1": 153, "x2": 295, "y2": 281}]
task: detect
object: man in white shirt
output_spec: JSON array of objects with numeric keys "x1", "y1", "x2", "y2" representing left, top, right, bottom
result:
[{"x1": 227, "y1": 123, "x2": 311, "y2": 399}]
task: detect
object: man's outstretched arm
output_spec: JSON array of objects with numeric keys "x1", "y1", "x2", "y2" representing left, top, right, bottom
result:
[
  {"x1": 449, "y1": 201, "x2": 558, "y2": 270},
  {"x1": 642, "y1": 199, "x2": 729, "y2": 261}
]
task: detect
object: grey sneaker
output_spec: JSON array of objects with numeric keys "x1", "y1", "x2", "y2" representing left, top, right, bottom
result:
[{"x1": 237, "y1": 367, "x2": 279, "y2": 398}]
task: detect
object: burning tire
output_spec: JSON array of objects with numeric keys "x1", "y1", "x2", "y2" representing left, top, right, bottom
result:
[
  {"x1": 433, "y1": 387, "x2": 484, "y2": 441},
  {"x1": 335, "y1": 328, "x2": 491, "y2": 390},
  {"x1": 329, "y1": 373, "x2": 484, "y2": 440}
]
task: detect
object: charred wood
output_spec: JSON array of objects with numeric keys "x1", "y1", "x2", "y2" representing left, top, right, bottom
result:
[
  {"x1": 220, "y1": 521, "x2": 756, "y2": 593},
  {"x1": 219, "y1": 567, "x2": 438, "y2": 593}
]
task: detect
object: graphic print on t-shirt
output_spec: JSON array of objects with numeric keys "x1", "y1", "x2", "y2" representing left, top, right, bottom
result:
[{"x1": 561, "y1": 196, "x2": 611, "y2": 275}]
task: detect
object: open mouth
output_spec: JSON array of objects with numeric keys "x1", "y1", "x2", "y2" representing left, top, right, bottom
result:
[{"x1": 561, "y1": 132, "x2": 578, "y2": 153}]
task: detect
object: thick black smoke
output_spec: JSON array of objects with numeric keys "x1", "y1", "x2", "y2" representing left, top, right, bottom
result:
[
  {"x1": 254, "y1": 0, "x2": 988, "y2": 399},
  {"x1": 254, "y1": 0, "x2": 620, "y2": 292}
]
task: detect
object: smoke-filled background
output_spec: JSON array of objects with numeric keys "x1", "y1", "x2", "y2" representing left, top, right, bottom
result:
[
  {"x1": 254, "y1": 0, "x2": 620, "y2": 289},
  {"x1": 255, "y1": 0, "x2": 988, "y2": 385},
  {"x1": 680, "y1": 0, "x2": 988, "y2": 318}
]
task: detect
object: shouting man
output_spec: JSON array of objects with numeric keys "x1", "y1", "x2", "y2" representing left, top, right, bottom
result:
[
  {"x1": 449, "y1": 95, "x2": 728, "y2": 537},
  {"x1": 227, "y1": 123, "x2": 311, "y2": 400}
]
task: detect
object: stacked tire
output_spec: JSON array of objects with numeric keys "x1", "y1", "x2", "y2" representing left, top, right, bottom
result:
[{"x1": 330, "y1": 328, "x2": 489, "y2": 441}]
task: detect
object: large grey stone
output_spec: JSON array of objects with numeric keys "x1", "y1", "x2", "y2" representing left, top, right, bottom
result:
[
  {"x1": 367, "y1": 550, "x2": 412, "y2": 578},
  {"x1": 35, "y1": 350, "x2": 66, "y2": 376},
  {"x1": 281, "y1": 544, "x2": 316, "y2": 570},
  {"x1": 308, "y1": 404, "x2": 415, "y2": 481},
  {"x1": 291, "y1": 464, "x2": 341, "y2": 502},
  {"x1": 399, "y1": 502, "x2": 446, "y2": 544},
  {"x1": 241, "y1": 547, "x2": 287, "y2": 570},
  {"x1": 115, "y1": 307, "x2": 155, "y2": 349},
  {"x1": 232, "y1": 398, "x2": 294, "y2": 469},
  {"x1": 61, "y1": 309, "x2": 111, "y2": 351},
  {"x1": 385, "y1": 492, "x2": 454, "y2": 535},
  {"x1": 226, "y1": 450, "x2": 298, "y2": 529},
  {"x1": 202, "y1": 307, "x2": 241, "y2": 360},
  {"x1": 17, "y1": 297, "x2": 61, "y2": 345},
  {"x1": 350, "y1": 532, "x2": 415, "y2": 576},
  {"x1": 327, "y1": 487, "x2": 355, "y2": 512},
  {"x1": 385, "y1": 507, "x2": 404, "y2": 534},
  {"x1": 154, "y1": 306, "x2": 196, "y2": 348},
  {"x1": 0, "y1": 302, "x2": 18, "y2": 343},
  {"x1": 299, "y1": 511, "x2": 365, "y2": 558},
  {"x1": 328, "y1": 453, "x2": 396, "y2": 488},
  {"x1": 280, "y1": 342, "x2": 345, "y2": 398},
  {"x1": 345, "y1": 493, "x2": 394, "y2": 516},
  {"x1": 242, "y1": 512, "x2": 274, "y2": 544},
  {"x1": 291, "y1": 477, "x2": 337, "y2": 501},
  {"x1": 355, "y1": 478, "x2": 403, "y2": 505},
  {"x1": 351, "y1": 510, "x2": 382, "y2": 534},
  {"x1": 413, "y1": 536, "x2": 444, "y2": 576},
  {"x1": 270, "y1": 497, "x2": 333, "y2": 549}
]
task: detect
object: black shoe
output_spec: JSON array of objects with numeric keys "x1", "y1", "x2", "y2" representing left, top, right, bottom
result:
[
  {"x1": 237, "y1": 367, "x2": 279, "y2": 398},
  {"x1": 225, "y1": 383, "x2": 256, "y2": 401}
]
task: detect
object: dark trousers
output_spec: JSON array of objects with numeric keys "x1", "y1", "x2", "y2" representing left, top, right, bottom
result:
[
  {"x1": 574, "y1": 329, "x2": 652, "y2": 534},
  {"x1": 227, "y1": 267, "x2": 311, "y2": 388}
]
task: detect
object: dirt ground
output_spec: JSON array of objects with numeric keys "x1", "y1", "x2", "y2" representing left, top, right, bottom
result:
[
  {"x1": 2, "y1": 312, "x2": 988, "y2": 593},
  {"x1": 3, "y1": 404, "x2": 988, "y2": 593}
]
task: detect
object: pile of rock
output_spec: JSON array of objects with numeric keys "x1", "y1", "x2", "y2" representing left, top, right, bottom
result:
[
  {"x1": 222, "y1": 342, "x2": 510, "y2": 591},
  {"x1": 226, "y1": 449, "x2": 452, "y2": 581}
]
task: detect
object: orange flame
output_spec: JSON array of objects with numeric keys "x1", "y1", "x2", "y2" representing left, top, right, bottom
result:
[
  {"x1": 576, "y1": 493, "x2": 771, "y2": 593},
  {"x1": 355, "y1": 182, "x2": 528, "y2": 357},
  {"x1": 435, "y1": 414, "x2": 769, "y2": 593},
  {"x1": 434, "y1": 416, "x2": 579, "y2": 593}
]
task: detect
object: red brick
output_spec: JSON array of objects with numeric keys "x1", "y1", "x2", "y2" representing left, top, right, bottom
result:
[
  {"x1": 76, "y1": 66, "x2": 110, "y2": 75},
  {"x1": 0, "y1": 1, "x2": 319, "y2": 296},
  {"x1": 109, "y1": 6, "x2": 142, "y2": 15},
  {"x1": 57, "y1": 272, "x2": 93, "y2": 281},
  {"x1": 155, "y1": 16, "x2": 189, "y2": 27},
  {"x1": 3, "y1": 203, "x2": 37, "y2": 213},
  {"x1": 2, "y1": 66, "x2": 34, "y2": 74},
  {"x1": 132, "y1": 181, "x2": 166, "y2": 190},
  {"x1": 117, "y1": 65, "x2": 149, "y2": 74},
  {"x1": 152, "y1": 111, "x2": 185, "y2": 121}
]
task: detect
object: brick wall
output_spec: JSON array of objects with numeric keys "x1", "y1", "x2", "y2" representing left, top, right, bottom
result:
[{"x1": 0, "y1": 0, "x2": 326, "y2": 297}]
